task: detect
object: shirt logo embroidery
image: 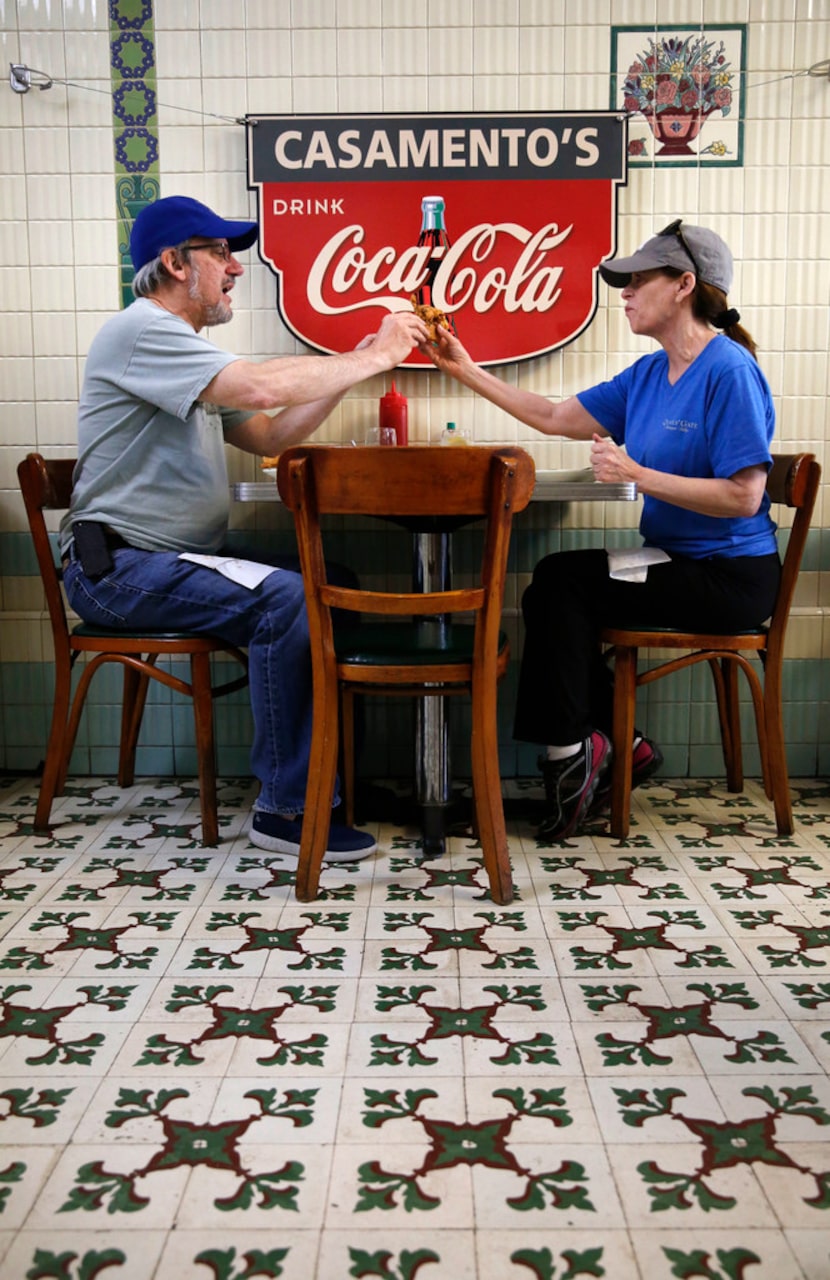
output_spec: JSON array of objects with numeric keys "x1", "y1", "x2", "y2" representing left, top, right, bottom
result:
[{"x1": 664, "y1": 418, "x2": 698, "y2": 433}]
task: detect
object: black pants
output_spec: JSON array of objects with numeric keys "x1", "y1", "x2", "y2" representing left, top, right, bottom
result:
[{"x1": 513, "y1": 549, "x2": 781, "y2": 748}]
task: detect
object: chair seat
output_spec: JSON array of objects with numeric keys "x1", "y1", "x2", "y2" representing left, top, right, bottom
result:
[
  {"x1": 335, "y1": 622, "x2": 507, "y2": 665},
  {"x1": 606, "y1": 624, "x2": 766, "y2": 639},
  {"x1": 73, "y1": 623, "x2": 215, "y2": 643}
]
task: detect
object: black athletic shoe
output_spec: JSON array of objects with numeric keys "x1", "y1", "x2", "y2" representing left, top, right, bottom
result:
[
  {"x1": 536, "y1": 731, "x2": 612, "y2": 840},
  {"x1": 592, "y1": 734, "x2": 664, "y2": 812}
]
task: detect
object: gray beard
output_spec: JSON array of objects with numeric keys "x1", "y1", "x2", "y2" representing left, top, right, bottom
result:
[
  {"x1": 187, "y1": 264, "x2": 233, "y2": 327},
  {"x1": 203, "y1": 301, "x2": 233, "y2": 327}
]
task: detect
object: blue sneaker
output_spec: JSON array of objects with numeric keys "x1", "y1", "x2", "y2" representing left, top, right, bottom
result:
[{"x1": 249, "y1": 811, "x2": 377, "y2": 863}]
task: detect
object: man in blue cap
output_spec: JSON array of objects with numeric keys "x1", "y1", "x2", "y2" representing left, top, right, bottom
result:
[{"x1": 60, "y1": 195, "x2": 428, "y2": 861}]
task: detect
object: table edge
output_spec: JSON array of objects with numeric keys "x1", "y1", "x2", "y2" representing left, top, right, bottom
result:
[{"x1": 232, "y1": 475, "x2": 638, "y2": 502}]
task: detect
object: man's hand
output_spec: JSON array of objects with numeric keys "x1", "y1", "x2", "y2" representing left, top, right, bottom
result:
[
  {"x1": 367, "y1": 311, "x2": 429, "y2": 367},
  {"x1": 207, "y1": 311, "x2": 428, "y2": 414}
]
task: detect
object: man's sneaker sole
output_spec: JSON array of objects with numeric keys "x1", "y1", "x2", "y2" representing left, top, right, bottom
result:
[{"x1": 250, "y1": 813, "x2": 377, "y2": 863}]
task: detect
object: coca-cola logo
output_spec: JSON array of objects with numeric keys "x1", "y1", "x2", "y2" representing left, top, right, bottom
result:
[{"x1": 247, "y1": 113, "x2": 627, "y2": 367}]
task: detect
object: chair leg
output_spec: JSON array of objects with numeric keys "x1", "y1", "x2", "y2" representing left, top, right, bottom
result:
[
  {"x1": 609, "y1": 646, "x2": 637, "y2": 840},
  {"x1": 190, "y1": 651, "x2": 219, "y2": 847},
  {"x1": 296, "y1": 669, "x2": 340, "y2": 902},
  {"x1": 746, "y1": 657, "x2": 773, "y2": 802},
  {"x1": 710, "y1": 657, "x2": 743, "y2": 792},
  {"x1": 469, "y1": 785, "x2": 481, "y2": 841},
  {"x1": 340, "y1": 688, "x2": 356, "y2": 828},
  {"x1": 762, "y1": 667, "x2": 794, "y2": 837},
  {"x1": 118, "y1": 665, "x2": 151, "y2": 787},
  {"x1": 34, "y1": 657, "x2": 73, "y2": 832},
  {"x1": 469, "y1": 676, "x2": 513, "y2": 905},
  {"x1": 55, "y1": 656, "x2": 104, "y2": 798}
]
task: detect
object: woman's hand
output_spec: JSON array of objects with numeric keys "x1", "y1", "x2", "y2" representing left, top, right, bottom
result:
[
  {"x1": 591, "y1": 432, "x2": 768, "y2": 518},
  {"x1": 420, "y1": 325, "x2": 476, "y2": 378},
  {"x1": 590, "y1": 433, "x2": 639, "y2": 483}
]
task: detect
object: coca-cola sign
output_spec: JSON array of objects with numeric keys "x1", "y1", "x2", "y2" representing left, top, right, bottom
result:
[{"x1": 246, "y1": 112, "x2": 627, "y2": 367}]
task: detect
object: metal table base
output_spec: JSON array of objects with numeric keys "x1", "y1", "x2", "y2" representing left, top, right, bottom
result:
[{"x1": 413, "y1": 529, "x2": 452, "y2": 854}]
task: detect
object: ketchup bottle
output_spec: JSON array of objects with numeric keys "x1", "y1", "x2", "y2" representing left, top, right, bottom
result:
[{"x1": 379, "y1": 381, "x2": 408, "y2": 446}]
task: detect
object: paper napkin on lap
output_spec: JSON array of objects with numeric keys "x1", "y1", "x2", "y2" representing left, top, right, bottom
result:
[
  {"x1": 607, "y1": 547, "x2": 671, "y2": 583},
  {"x1": 178, "y1": 552, "x2": 279, "y2": 590}
]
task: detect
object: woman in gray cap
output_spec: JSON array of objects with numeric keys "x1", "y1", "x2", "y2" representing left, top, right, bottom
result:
[{"x1": 425, "y1": 220, "x2": 780, "y2": 840}]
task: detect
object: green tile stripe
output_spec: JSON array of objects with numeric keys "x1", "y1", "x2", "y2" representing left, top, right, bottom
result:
[
  {"x1": 1, "y1": 525, "x2": 828, "y2": 582},
  {"x1": 109, "y1": 0, "x2": 160, "y2": 308}
]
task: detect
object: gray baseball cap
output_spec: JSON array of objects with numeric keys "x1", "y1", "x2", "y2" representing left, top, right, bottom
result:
[{"x1": 599, "y1": 220, "x2": 733, "y2": 295}]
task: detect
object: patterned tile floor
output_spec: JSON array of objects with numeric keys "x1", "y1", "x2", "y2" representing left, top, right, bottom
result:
[{"x1": 0, "y1": 771, "x2": 829, "y2": 1280}]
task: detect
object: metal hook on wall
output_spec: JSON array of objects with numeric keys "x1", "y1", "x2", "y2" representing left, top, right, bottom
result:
[{"x1": 9, "y1": 64, "x2": 54, "y2": 94}]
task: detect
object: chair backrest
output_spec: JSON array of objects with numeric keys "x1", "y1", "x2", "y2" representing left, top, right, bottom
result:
[
  {"x1": 18, "y1": 453, "x2": 76, "y2": 645},
  {"x1": 277, "y1": 444, "x2": 536, "y2": 666},
  {"x1": 766, "y1": 452, "x2": 821, "y2": 659}
]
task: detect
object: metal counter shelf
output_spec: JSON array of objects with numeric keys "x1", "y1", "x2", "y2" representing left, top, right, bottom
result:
[{"x1": 232, "y1": 472, "x2": 637, "y2": 504}]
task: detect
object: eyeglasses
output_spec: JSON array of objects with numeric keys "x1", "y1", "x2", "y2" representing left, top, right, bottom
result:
[
  {"x1": 658, "y1": 219, "x2": 701, "y2": 278},
  {"x1": 184, "y1": 240, "x2": 233, "y2": 263}
]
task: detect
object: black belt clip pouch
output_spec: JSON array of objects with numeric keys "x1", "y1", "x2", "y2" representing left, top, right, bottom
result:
[{"x1": 72, "y1": 521, "x2": 114, "y2": 580}]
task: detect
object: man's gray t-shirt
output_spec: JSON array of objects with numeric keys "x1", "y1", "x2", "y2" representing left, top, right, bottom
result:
[{"x1": 61, "y1": 297, "x2": 252, "y2": 554}]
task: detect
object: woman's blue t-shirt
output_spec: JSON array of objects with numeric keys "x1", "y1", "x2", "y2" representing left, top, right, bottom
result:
[{"x1": 577, "y1": 335, "x2": 778, "y2": 558}]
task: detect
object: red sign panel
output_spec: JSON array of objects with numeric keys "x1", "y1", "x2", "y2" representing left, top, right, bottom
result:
[{"x1": 247, "y1": 113, "x2": 627, "y2": 368}]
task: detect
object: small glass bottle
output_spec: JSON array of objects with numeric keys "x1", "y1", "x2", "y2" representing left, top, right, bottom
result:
[
  {"x1": 440, "y1": 421, "x2": 471, "y2": 447},
  {"x1": 379, "y1": 381, "x2": 408, "y2": 446}
]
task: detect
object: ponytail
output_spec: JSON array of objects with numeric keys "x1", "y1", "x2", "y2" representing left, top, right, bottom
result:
[
  {"x1": 661, "y1": 269, "x2": 758, "y2": 360},
  {"x1": 694, "y1": 280, "x2": 758, "y2": 361}
]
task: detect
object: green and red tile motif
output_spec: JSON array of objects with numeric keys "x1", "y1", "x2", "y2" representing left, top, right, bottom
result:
[{"x1": 0, "y1": 772, "x2": 829, "y2": 1276}]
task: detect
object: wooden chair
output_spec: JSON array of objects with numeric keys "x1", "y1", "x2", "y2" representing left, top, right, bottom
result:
[
  {"x1": 600, "y1": 452, "x2": 821, "y2": 839},
  {"x1": 18, "y1": 452, "x2": 249, "y2": 846},
  {"x1": 276, "y1": 444, "x2": 536, "y2": 904}
]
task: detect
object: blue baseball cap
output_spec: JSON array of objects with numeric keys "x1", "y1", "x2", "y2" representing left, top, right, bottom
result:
[{"x1": 130, "y1": 195, "x2": 258, "y2": 271}]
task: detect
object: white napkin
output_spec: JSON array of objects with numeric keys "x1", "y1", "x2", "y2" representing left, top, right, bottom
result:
[
  {"x1": 607, "y1": 546, "x2": 671, "y2": 583},
  {"x1": 178, "y1": 552, "x2": 280, "y2": 590}
]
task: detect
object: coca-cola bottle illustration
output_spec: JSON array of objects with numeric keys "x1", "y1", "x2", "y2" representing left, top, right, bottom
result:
[{"x1": 415, "y1": 195, "x2": 457, "y2": 333}]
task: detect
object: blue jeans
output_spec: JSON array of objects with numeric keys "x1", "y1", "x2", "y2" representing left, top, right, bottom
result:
[{"x1": 63, "y1": 543, "x2": 323, "y2": 815}]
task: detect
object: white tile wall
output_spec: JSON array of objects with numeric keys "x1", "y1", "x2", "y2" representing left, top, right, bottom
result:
[
  {"x1": 338, "y1": 0, "x2": 383, "y2": 24},
  {"x1": 68, "y1": 126, "x2": 115, "y2": 174},
  {"x1": 22, "y1": 125, "x2": 70, "y2": 174},
  {"x1": 200, "y1": 29, "x2": 248, "y2": 78},
  {"x1": 28, "y1": 218, "x2": 74, "y2": 266},
  {"x1": 0, "y1": 313, "x2": 32, "y2": 358},
  {"x1": 0, "y1": 0, "x2": 827, "y2": 684},
  {"x1": 23, "y1": 172, "x2": 69, "y2": 220},
  {"x1": 293, "y1": 76, "x2": 339, "y2": 112},
  {"x1": 0, "y1": 128, "x2": 25, "y2": 172},
  {"x1": 378, "y1": 0, "x2": 423, "y2": 25}
]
